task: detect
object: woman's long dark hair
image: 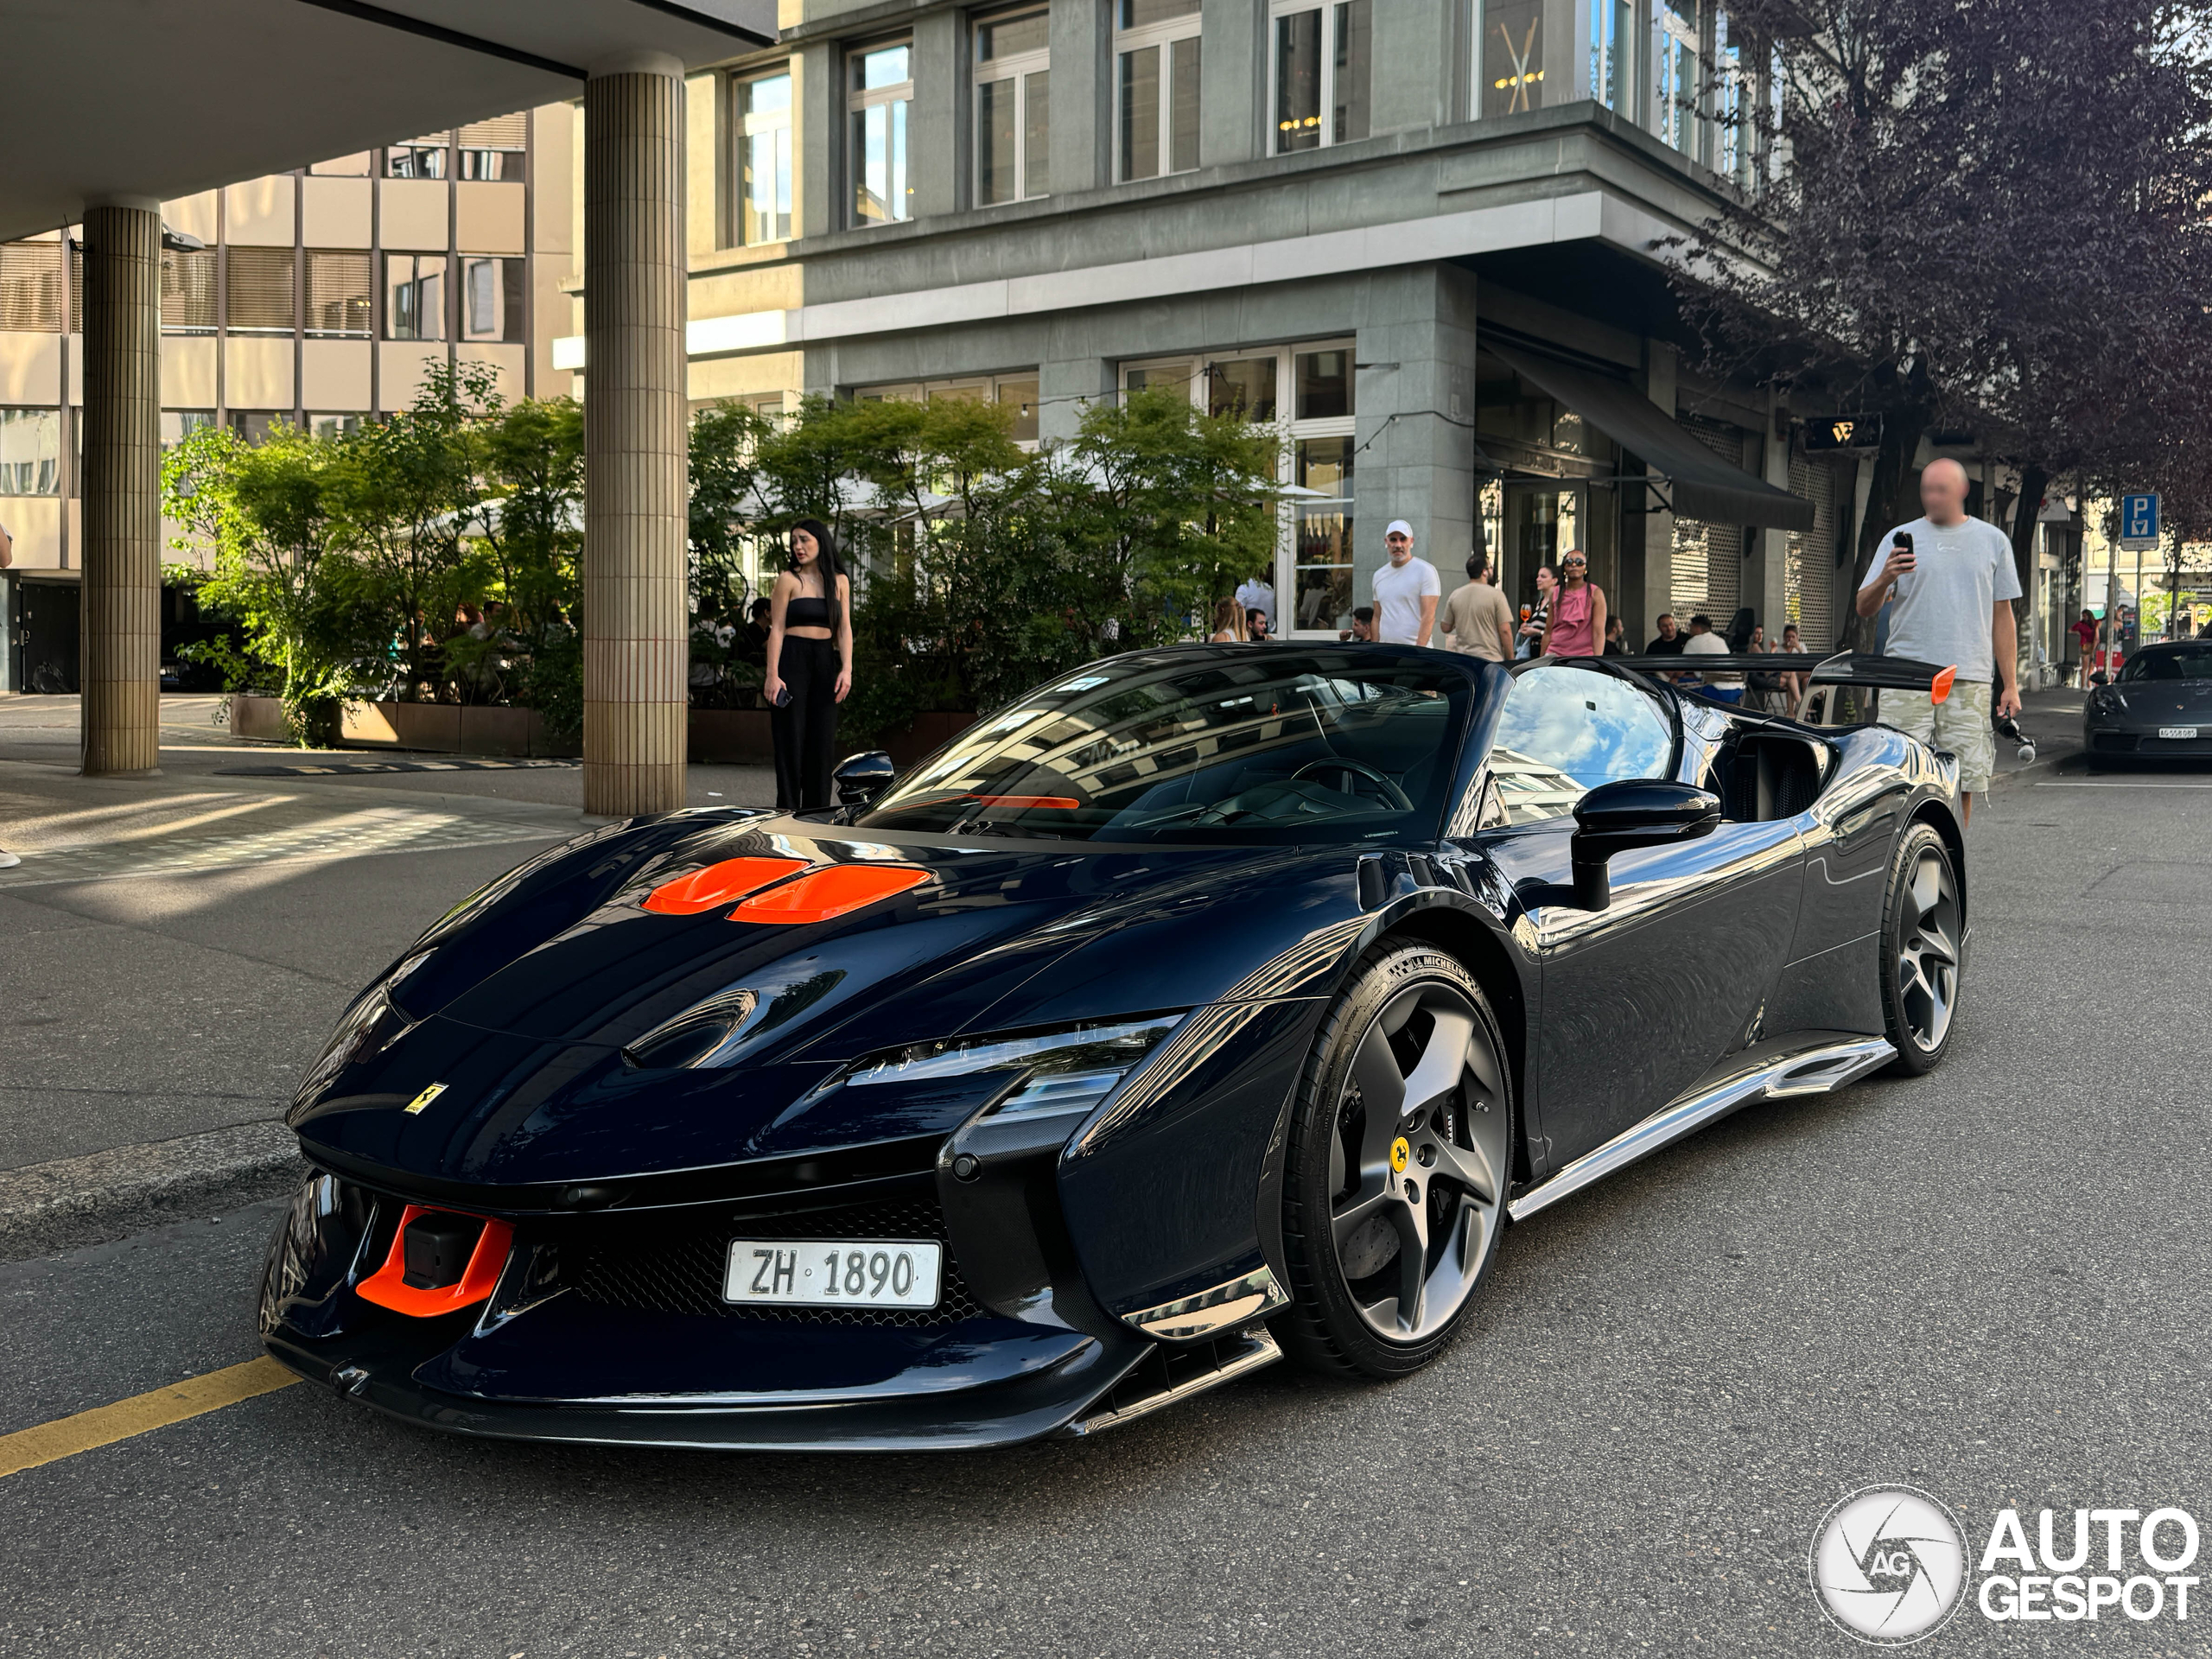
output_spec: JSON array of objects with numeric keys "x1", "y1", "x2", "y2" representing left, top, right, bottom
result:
[{"x1": 787, "y1": 518, "x2": 844, "y2": 594}]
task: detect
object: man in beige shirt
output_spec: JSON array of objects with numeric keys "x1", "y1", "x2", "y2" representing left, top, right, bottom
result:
[{"x1": 1441, "y1": 553, "x2": 1516, "y2": 663}]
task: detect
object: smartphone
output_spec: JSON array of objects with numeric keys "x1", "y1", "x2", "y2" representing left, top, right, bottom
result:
[
  {"x1": 773, "y1": 684, "x2": 792, "y2": 709},
  {"x1": 1892, "y1": 531, "x2": 1916, "y2": 572}
]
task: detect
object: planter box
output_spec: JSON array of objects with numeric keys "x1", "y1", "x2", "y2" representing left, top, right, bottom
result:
[{"x1": 227, "y1": 694, "x2": 289, "y2": 744}]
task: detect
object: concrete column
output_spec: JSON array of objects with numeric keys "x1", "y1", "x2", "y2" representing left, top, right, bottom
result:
[
  {"x1": 583, "y1": 60, "x2": 689, "y2": 817},
  {"x1": 1050, "y1": 0, "x2": 1109, "y2": 194},
  {"x1": 1351, "y1": 265, "x2": 1481, "y2": 603},
  {"x1": 1749, "y1": 391, "x2": 1792, "y2": 634},
  {"x1": 1622, "y1": 340, "x2": 1680, "y2": 645},
  {"x1": 1199, "y1": 0, "x2": 1262, "y2": 167},
  {"x1": 79, "y1": 200, "x2": 163, "y2": 778}
]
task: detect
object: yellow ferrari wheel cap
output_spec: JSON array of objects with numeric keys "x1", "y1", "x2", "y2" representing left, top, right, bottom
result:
[
  {"x1": 403, "y1": 1082, "x2": 448, "y2": 1116},
  {"x1": 1389, "y1": 1136, "x2": 1410, "y2": 1174}
]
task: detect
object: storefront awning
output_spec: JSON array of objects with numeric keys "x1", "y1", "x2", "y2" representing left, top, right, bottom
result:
[{"x1": 1484, "y1": 340, "x2": 1816, "y2": 533}]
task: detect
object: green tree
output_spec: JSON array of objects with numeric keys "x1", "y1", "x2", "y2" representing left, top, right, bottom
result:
[
  {"x1": 328, "y1": 361, "x2": 499, "y2": 699},
  {"x1": 161, "y1": 418, "x2": 366, "y2": 737},
  {"x1": 472, "y1": 395, "x2": 585, "y2": 728}
]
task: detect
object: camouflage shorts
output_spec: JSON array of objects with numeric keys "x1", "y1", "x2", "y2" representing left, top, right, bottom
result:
[{"x1": 1882, "y1": 679, "x2": 1995, "y2": 793}]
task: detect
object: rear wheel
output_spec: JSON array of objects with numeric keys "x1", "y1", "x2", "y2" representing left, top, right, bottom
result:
[
  {"x1": 1879, "y1": 823, "x2": 1961, "y2": 1076},
  {"x1": 1279, "y1": 944, "x2": 1514, "y2": 1379}
]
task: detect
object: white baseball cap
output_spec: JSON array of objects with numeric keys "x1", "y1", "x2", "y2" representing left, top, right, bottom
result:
[{"x1": 1385, "y1": 519, "x2": 1414, "y2": 538}]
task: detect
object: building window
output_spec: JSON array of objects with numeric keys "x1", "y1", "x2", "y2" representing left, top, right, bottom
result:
[
  {"x1": 850, "y1": 41, "x2": 914, "y2": 226},
  {"x1": 1119, "y1": 340, "x2": 1356, "y2": 633},
  {"x1": 385, "y1": 253, "x2": 446, "y2": 340},
  {"x1": 308, "y1": 413, "x2": 363, "y2": 442},
  {"x1": 226, "y1": 247, "x2": 297, "y2": 334},
  {"x1": 386, "y1": 137, "x2": 449, "y2": 179},
  {"x1": 1714, "y1": 10, "x2": 1751, "y2": 188},
  {"x1": 305, "y1": 251, "x2": 372, "y2": 337},
  {"x1": 227, "y1": 411, "x2": 283, "y2": 447},
  {"x1": 457, "y1": 114, "x2": 528, "y2": 181},
  {"x1": 1477, "y1": 0, "x2": 1545, "y2": 117},
  {"x1": 1588, "y1": 0, "x2": 1633, "y2": 115},
  {"x1": 1654, "y1": 0, "x2": 1701, "y2": 156},
  {"x1": 0, "y1": 242, "x2": 65, "y2": 334},
  {"x1": 0, "y1": 407, "x2": 61, "y2": 495},
  {"x1": 738, "y1": 71, "x2": 795, "y2": 243},
  {"x1": 976, "y1": 9, "x2": 1051, "y2": 205},
  {"x1": 160, "y1": 410, "x2": 215, "y2": 454},
  {"x1": 161, "y1": 247, "x2": 217, "y2": 333},
  {"x1": 851, "y1": 372, "x2": 1043, "y2": 446},
  {"x1": 1271, "y1": 0, "x2": 1370, "y2": 155},
  {"x1": 1116, "y1": 0, "x2": 1201, "y2": 181},
  {"x1": 460, "y1": 256, "x2": 524, "y2": 342}
]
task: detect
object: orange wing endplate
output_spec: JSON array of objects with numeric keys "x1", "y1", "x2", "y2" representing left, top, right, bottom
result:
[{"x1": 1929, "y1": 666, "x2": 1956, "y2": 705}]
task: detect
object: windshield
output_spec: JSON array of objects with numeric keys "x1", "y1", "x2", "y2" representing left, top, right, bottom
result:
[
  {"x1": 852, "y1": 649, "x2": 1472, "y2": 844},
  {"x1": 2120, "y1": 647, "x2": 2212, "y2": 683}
]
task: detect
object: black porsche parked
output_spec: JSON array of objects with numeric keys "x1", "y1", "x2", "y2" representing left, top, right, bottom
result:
[
  {"x1": 262, "y1": 645, "x2": 1967, "y2": 1449},
  {"x1": 2084, "y1": 641, "x2": 2212, "y2": 766}
]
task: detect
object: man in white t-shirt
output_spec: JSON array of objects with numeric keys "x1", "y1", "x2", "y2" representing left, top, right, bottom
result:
[
  {"x1": 1370, "y1": 519, "x2": 1440, "y2": 646},
  {"x1": 1234, "y1": 571, "x2": 1275, "y2": 634},
  {"x1": 1855, "y1": 457, "x2": 2022, "y2": 823},
  {"x1": 1679, "y1": 613, "x2": 1742, "y2": 702}
]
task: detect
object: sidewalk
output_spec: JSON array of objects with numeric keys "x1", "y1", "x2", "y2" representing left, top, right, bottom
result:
[{"x1": 0, "y1": 694, "x2": 778, "y2": 1259}]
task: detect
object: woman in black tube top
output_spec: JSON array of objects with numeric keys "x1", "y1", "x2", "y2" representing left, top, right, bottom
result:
[{"x1": 762, "y1": 517, "x2": 853, "y2": 811}]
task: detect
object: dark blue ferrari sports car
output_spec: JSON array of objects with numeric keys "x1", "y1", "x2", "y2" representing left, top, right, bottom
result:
[{"x1": 262, "y1": 645, "x2": 1967, "y2": 1448}]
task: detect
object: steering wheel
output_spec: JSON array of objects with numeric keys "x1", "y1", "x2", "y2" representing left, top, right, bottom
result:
[{"x1": 1292, "y1": 758, "x2": 1414, "y2": 811}]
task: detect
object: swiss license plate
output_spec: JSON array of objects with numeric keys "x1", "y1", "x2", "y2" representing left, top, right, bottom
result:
[
  {"x1": 724, "y1": 1238, "x2": 942, "y2": 1309},
  {"x1": 2158, "y1": 727, "x2": 2199, "y2": 740}
]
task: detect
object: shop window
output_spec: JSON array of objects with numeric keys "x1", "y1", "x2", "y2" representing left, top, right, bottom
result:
[
  {"x1": 1477, "y1": 0, "x2": 1546, "y2": 118},
  {"x1": 305, "y1": 251, "x2": 372, "y2": 337},
  {"x1": 977, "y1": 10, "x2": 1050, "y2": 204},
  {"x1": 226, "y1": 247, "x2": 297, "y2": 334},
  {"x1": 460, "y1": 256, "x2": 524, "y2": 342},
  {"x1": 738, "y1": 71, "x2": 795, "y2": 243},
  {"x1": 1270, "y1": 0, "x2": 1370, "y2": 155},
  {"x1": 851, "y1": 41, "x2": 914, "y2": 226},
  {"x1": 1208, "y1": 357, "x2": 1278, "y2": 421},
  {"x1": 385, "y1": 253, "x2": 446, "y2": 341},
  {"x1": 1294, "y1": 349, "x2": 1351, "y2": 419},
  {"x1": 1116, "y1": 0, "x2": 1201, "y2": 181}
]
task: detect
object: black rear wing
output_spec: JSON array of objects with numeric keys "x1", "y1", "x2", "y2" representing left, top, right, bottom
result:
[{"x1": 1602, "y1": 651, "x2": 1960, "y2": 698}]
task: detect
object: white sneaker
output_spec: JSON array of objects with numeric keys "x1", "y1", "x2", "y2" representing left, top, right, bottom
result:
[{"x1": 0, "y1": 849, "x2": 18, "y2": 869}]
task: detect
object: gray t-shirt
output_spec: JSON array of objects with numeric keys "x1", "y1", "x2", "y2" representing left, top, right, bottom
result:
[{"x1": 1862, "y1": 515, "x2": 2022, "y2": 680}]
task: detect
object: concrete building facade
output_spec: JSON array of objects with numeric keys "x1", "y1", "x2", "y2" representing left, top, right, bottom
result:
[
  {"x1": 0, "y1": 108, "x2": 581, "y2": 693},
  {"x1": 648, "y1": 0, "x2": 1866, "y2": 649}
]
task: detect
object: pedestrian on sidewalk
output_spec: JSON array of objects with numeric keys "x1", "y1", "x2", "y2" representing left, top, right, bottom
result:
[
  {"x1": 1235, "y1": 568, "x2": 1276, "y2": 636},
  {"x1": 1538, "y1": 550, "x2": 1606, "y2": 658},
  {"x1": 1516, "y1": 564, "x2": 1557, "y2": 658},
  {"x1": 1441, "y1": 553, "x2": 1516, "y2": 663},
  {"x1": 1370, "y1": 520, "x2": 1440, "y2": 645},
  {"x1": 1209, "y1": 596, "x2": 1246, "y2": 642},
  {"x1": 1339, "y1": 606, "x2": 1378, "y2": 642},
  {"x1": 1855, "y1": 457, "x2": 2022, "y2": 825},
  {"x1": 1644, "y1": 612, "x2": 1687, "y2": 654},
  {"x1": 763, "y1": 518, "x2": 853, "y2": 813}
]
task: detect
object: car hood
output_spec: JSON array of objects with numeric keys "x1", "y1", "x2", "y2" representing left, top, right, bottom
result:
[
  {"x1": 289, "y1": 809, "x2": 1357, "y2": 1191},
  {"x1": 2090, "y1": 681, "x2": 2212, "y2": 720}
]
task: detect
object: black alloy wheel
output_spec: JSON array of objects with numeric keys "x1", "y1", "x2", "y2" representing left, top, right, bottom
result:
[
  {"x1": 1879, "y1": 823, "x2": 1962, "y2": 1075},
  {"x1": 1279, "y1": 944, "x2": 1515, "y2": 1379}
]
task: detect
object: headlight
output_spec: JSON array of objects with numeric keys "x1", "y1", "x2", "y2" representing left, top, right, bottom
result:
[
  {"x1": 297, "y1": 950, "x2": 434, "y2": 1095},
  {"x1": 842, "y1": 1015, "x2": 1185, "y2": 1117}
]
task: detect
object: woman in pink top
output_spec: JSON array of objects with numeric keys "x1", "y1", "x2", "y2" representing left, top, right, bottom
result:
[{"x1": 1539, "y1": 550, "x2": 1606, "y2": 658}]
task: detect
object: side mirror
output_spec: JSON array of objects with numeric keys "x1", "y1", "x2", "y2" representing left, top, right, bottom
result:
[
  {"x1": 2089, "y1": 670, "x2": 2111, "y2": 686},
  {"x1": 1567, "y1": 779, "x2": 1722, "y2": 910},
  {"x1": 832, "y1": 750, "x2": 896, "y2": 807}
]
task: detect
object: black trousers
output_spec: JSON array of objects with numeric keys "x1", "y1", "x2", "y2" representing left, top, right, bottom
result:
[{"x1": 772, "y1": 636, "x2": 841, "y2": 810}]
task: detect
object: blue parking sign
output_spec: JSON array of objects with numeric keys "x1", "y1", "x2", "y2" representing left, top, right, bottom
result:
[{"x1": 2120, "y1": 493, "x2": 2160, "y2": 545}]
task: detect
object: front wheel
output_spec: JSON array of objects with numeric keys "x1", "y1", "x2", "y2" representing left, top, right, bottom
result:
[
  {"x1": 1278, "y1": 944, "x2": 1515, "y2": 1380},
  {"x1": 1879, "y1": 823, "x2": 1962, "y2": 1075}
]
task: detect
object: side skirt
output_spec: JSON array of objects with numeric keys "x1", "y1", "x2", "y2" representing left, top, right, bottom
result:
[{"x1": 1505, "y1": 1033, "x2": 1895, "y2": 1223}]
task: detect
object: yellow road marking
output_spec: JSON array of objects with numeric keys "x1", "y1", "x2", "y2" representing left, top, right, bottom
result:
[{"x1": 0, "y1": 1357, "x2": 300, "y2": 1480}]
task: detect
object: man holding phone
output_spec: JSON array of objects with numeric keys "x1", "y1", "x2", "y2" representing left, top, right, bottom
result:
[{"x1": 1855, "y1": 456, "x2": 2022, "y2": 823}]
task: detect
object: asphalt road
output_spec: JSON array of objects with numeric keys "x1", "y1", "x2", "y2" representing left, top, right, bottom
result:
[{"x1": 3, "y1": 741, "x2": 2209, "y2": 1656}]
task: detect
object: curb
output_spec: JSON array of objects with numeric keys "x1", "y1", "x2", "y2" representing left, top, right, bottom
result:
[{"x1": 0, "y1": 1121, "x2": 305, "y2": 1266}]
